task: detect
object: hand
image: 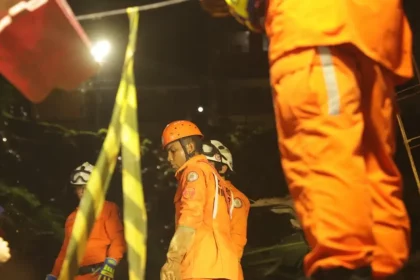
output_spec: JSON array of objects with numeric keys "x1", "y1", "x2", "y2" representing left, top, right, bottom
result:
[
  {"x1": 97, "y1": 258, "x2": 117, "y2": 280},
  {"x1": 160, "y1": 261, "x2": 181, "y2": 280},
  {"x1": 0, "y1": 237, "x2": 10, "y2": 263},
  {"x1": 45, "y1": 274, "x2": 57, "y2": 280}
]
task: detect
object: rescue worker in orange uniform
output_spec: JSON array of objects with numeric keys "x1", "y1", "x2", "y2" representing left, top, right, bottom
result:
[
  {"x1": 202, "y1": 140, "x2": 250, "y2": 280},
  {"x1": 160, "y1": 120, "x2": 238, "y2": 280},
  {"x1": 199, "y1": 1, "x2": 413, "y2": 279},
  {"x1": 46, "y1": 162, "x2": 126, "y2": 280}
]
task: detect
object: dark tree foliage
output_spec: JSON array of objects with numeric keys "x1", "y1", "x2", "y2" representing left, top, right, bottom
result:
[{"x1": 0, "y1": 80, "x2": 419, "y2": 279}]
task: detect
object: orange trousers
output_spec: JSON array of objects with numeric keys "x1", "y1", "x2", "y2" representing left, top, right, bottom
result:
[
  {"x1": 238, "y1": 262, "x2": 243, "y2": 280},
  {"x1": 271, "y1": 45, "x2": 410, "y2": 279}
]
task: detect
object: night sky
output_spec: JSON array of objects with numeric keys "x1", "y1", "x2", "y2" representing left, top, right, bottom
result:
[
  {"x1": 65, "y1": 0, "x2": 420, "y2": 137},
  {"x1": 68, "y1": 0, "x2": 420, "y2": 73}
]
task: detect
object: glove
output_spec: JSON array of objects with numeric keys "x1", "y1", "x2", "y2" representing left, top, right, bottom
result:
[
  {"x1": 160, "y1": 226, "x2": 195, "y2": 280},
  {"x1": 160, "y1": 261, "x2": 181, "y2": 280},
  {"x1": 97, "y1": 258, "x2": 117, "y2": 280},
  {"x1": 45, "y1": 275, "x2": 57, "y2": 280}
]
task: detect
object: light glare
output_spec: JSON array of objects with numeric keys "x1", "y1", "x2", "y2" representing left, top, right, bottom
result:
[{"x1": 91, "y1": 40, "x2": 111, "y2": 63}]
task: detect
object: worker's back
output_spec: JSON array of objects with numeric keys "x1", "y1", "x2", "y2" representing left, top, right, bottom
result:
[
  {"x1": 174, "y1": 155, "x2": 238, "y2": 279},
  {"x1": 265, "y1": 0, "x2": 412, "y2": 82},
  {"x1": 226, "y1": 180, "x2": 250, "y2": 280},
  {"x1": 226, "y1": 180, "x2": 250, "y2": 259}
]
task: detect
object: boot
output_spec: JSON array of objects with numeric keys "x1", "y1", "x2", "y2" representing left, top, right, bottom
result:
[{"x1": 311, "y1": 266, "x2": 372, "y2": 280}]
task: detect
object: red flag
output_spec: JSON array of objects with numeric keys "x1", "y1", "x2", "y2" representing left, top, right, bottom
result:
[{"x1": 0, "y1": 0, "x2": 99, "y2": 103}]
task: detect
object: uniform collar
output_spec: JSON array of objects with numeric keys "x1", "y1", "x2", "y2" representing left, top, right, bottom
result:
[{"x1": 175, "y1": 154, "x2": 207, "y2": 180}]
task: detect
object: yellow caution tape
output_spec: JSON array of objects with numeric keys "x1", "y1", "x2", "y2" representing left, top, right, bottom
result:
[
  {"x1": 59, "y1": 10, "x2": 146, "y2": 280},
  {"x1": 120, "y1": 9, "x2": 147, "y2": 280}
]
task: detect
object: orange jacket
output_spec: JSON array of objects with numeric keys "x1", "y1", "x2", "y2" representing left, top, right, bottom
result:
[
  {"x1": 265, "y1": 0, "x2": 412, "y2": 84},
  {"x1": 226, "y1": 181, "x2": 250, "y2": 259},
  {"x1": 51, "y1": 201, "x2": 126, "y2": 277},
  {"x1": 174, "y1": 155, "x2": 238, "y2": 279}
]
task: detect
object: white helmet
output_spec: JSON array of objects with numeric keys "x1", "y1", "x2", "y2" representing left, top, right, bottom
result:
[
  {"x1": 210, "y1": 140, "x2": 233, "y2": 171},
  {"x1": 202, "y1": 142, "x2": 223, "y2": 164},
  {"x1": 70, "y1": 162, "x2": 94, "y2": 185}
]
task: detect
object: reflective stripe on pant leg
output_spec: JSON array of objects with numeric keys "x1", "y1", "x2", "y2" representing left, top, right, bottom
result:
[{"x1": 317, "y1": 46, "x2": 341, "y2": 115}]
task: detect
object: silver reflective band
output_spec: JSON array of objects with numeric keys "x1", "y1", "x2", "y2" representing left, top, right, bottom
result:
[
  {"x1": 212, "y1": 173, "x2": 219, "y2": 219},
  {"x1": 317, "y1": 46, "x2": 341, "y2": 115}
]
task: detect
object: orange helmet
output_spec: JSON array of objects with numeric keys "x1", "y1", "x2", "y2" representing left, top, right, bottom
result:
[{"x1": 161, "y1": 120, "x2": 204, "y2": 148}]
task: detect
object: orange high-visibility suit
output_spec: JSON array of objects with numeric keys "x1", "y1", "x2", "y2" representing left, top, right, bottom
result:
[
  {"x1": 265, "y1": 0, "x2": 412, "y2": 278},
  {"x1": 226, "y1": 181, "x2": 250, "y2": 280},
  {"x1": 174, "y1": 155, "x2": 238, "y2": 280},
  {"x1": 51, "y1": 201, "x2": 126, "y2": 280}
]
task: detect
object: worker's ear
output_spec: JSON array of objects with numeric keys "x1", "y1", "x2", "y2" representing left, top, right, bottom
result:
[{"x1": 185, "y1": 141, "x2": 196, "y2": 154}]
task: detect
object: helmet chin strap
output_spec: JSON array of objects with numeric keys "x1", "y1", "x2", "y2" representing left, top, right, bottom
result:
[
  {"x1": 214, "y1": 161, "x2": 223, "y2": 173},
  {"x1": 180, "y1": 138, "x2": 196, "y2": 161}
]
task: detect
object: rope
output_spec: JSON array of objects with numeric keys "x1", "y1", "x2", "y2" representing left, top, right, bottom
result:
[
  {"x1": 76, "y1": 0, "x2": 193, "y2": 21},
  {"x1": 58, "y1": 9, "x2": 146, "y2": 280}
]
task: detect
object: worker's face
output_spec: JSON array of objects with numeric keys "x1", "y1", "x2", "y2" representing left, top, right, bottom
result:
[
  {"x1": 208, "y1": 160, "x2": 228, "y2": 176},
  {"x1": 75, "y1": 185, "x2": 86, "y2": 200},
  {"x1": 220, "y1": 165, "x2": 228, "y2": 175},
  {"x1": 166, "y1": 141, "x2": 187, "y2": 170}
]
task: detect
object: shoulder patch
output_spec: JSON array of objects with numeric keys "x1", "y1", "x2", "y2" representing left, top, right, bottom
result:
[
  {"x1": 186, "y1": 171, "x2": 199, "y2": 182},
  {"x1": 234, "y1": 198, "x2": 242, "y2": 208},
  {"x1": 182, "y1": 187, "x2": 196, "y2": 199}
]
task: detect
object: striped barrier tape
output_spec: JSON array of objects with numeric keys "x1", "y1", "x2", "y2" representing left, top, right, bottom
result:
[{"x1": 58, "y1": 9, "x2": 146, "y2": 280}]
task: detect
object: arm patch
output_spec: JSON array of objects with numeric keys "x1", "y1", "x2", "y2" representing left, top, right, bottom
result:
[
  {"x1": 186, "y1": 171, "x2": 199, "y2": 182},
  {"x1": 182, "y1": 187, "x2": 196, "y2": 199},
  {"x1": 234, "y1": 198, "x2": 242, "y2": 208}
]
